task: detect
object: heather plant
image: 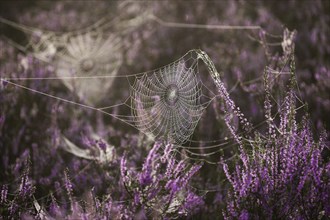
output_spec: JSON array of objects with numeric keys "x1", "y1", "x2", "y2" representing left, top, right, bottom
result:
[
  {"x1": 222, "y1": 57, "x2": 330, "y2": 219},
  {"x1": 0, "y1": 1, "x2": 329, "y2": 220},
  {"x1": 0, "y1": 159, "x2": 36, "y2": 219},
  {"x1": 0, "y1": 143, "x2": 203, "y2": 219},
  {"x1": 120, "y1": 143, "x2": 204, "y2": 218}
]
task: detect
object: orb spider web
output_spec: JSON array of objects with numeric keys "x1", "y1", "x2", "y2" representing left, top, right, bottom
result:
[
  {"x1": 89, "y1": 50, "x2": 219, "y2": 146},
  {"x1": 0, "y1": 13, "x2": 298, "y2": 166},
  {"x1": 55, "y1": 31, "x2": 123, "y2": 105},
  {"x1": 130, "y1": 60, "x2": 206, "y2": 144},
  {"x1": 0, "y1": 8, "x2": 151, "y2": 105}
]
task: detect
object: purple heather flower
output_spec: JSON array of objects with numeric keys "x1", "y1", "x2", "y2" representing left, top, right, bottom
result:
[
  {"x1": 97, "y1": 140, "x2": 107, "y2": 151},
  {"x1": 0, "y1": 185, "x2": 8, "y2": 205},
  {"x1": 239, "y1": 210, "x2": 249, "y2": 220}
]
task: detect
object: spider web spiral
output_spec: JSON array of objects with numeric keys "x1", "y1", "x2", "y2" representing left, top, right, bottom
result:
[
  {"x1": 131, "y1": 60, "x2": 206, "y2": 144},
  {"x1": 56, "y1": 32, "x2": 123, "y2": 104}
]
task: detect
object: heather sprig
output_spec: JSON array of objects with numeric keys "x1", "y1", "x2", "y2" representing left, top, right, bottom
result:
[
  {"x1": 0, "y1": 157, "x2": 36, "y2": 219},
  {"x1": 120, "y1": 142, "x2": 204, "y2": 218}
]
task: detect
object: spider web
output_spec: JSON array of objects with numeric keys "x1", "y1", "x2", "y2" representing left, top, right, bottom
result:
[
  {"x1": 0, "y1": 13, "x2": 301, "y2": 167},
  {"x1": 1, "y1": 49, "x2": 218, "y2": 147},
  {"x1": 95, "y1": 50, "x2": 218, "y2": 145},
  {"x1": 130, "y1": 60, "x2": 205, "y2": 144},
  {"x1": 55, "y1": 31, "x2": 123, "y2": 105},
  {"x1": 0, "y1": 8, "x2": 151, "y2": 106},
  {"x1": 1, "y1": 47, "x2": 304, "y2": 167}
]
